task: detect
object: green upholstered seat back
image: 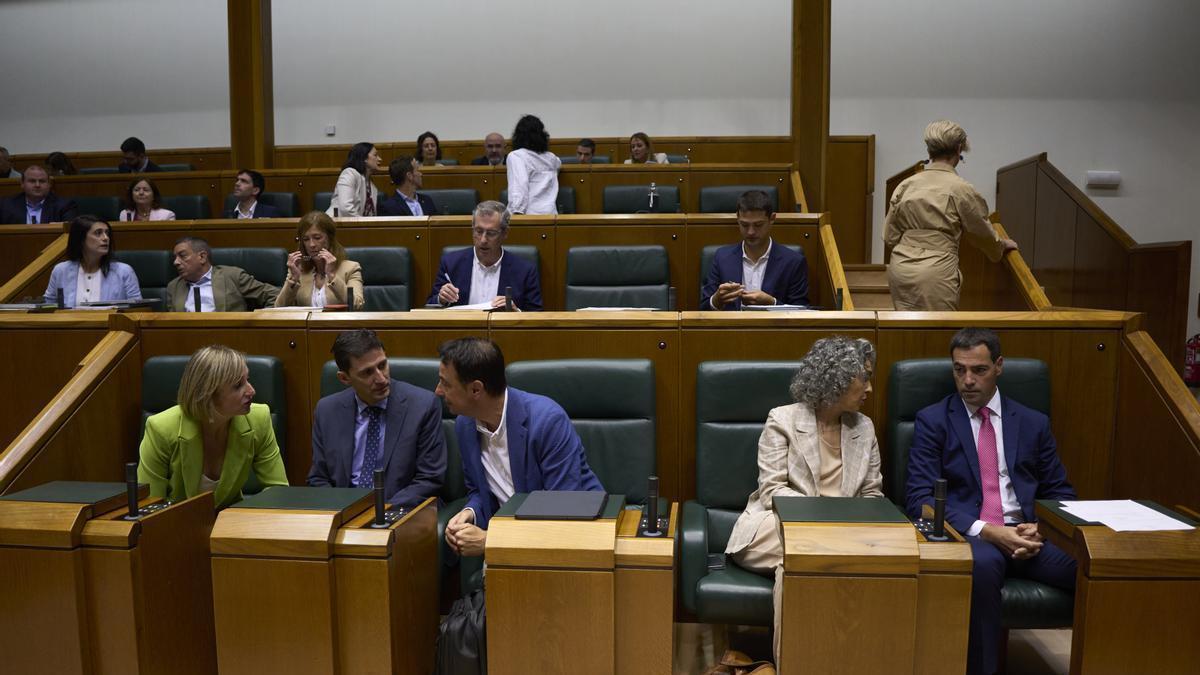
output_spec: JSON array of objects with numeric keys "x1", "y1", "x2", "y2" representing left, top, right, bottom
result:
[
  {"x1": 564, "y1": 245, "x2": 669, "y2": 310},
  {"x1": 698, "y1": 185, "x2": 780, "y2": 213},
  {"x1": 559, "y1": 155, "x2": 611, "y2": 164},
  {"x1": 157, "y1": 163, "x2": 195, "y2": 172},
  {"x1": 601, "y1": 185, "x2": 681, "y2": 214},
  {"x1": 506, "y1": 359, "x2": 656, "y2": 503},
  {"x1": 313, "y1": 192, "x2": 332, "y2": 213},
  {"x1": 113, "y1": 250, "x2": 175, "y2": 307},
  {"x1": 74, "y1": 196, "x2": 121, "y2": 221},
  {"x1": 442, "y1": 245, "x2": 540, "y2": 270},
  {"x1": 344, "y1": 246, "x2": 412, "y2": 311},
  {"x1": 663, "y1": 154, "x2": 689, "y2": 164},
  {"x1": 79, "y1": 167, "x2": 119, "y2": 175},
  {"x1": 418, "y1": 189, "x2": 479, "y2": 216},
  {"x1": 498, "y1": 187, "x2": 576, "y2": 214},
  {"x1": 885, "y1": 357, "x2": 1050, "y2": 504},
  {"x1": 161, "y1": 194, "x2": 210, "y2": 219},
  {"x1": 223, "y1": 192, "x2": 301, "y2": 218},
  {"x1": 142, "y1": 355, "x2": 286, "y2": 494},
  {"x1": 319, "y1": 358, "x2": 463, "y2": 502},
  {"x1": 210, "y1": 247, "x2": 288, "y2": 288}
]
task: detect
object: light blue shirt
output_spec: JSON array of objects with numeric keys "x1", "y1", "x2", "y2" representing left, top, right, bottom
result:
[
  {"x1": 351, "y1": 394, "x2": 389, "y2": 486},
  {"x1": 26, "y1": 198, "x2": 45, "y2": 224},
  {"x1": 398, "y1": 190, "x2": 423, "y2": 216},
  {"x1": 185, "y1": 268, "x2": 216, "y2": 312}
]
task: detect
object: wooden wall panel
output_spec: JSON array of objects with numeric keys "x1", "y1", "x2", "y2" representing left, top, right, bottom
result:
[
  {"x1": 1072, "y1": 209, "x2": 1129, "y2": 311},
  {"x1": 9, "y1": 148, "x2": 232, "y2": 173},
  {"x1": 994, "y1": 158, "x2": 1039, "y2": 257},
  {"x1": 0, "y1": 226, "x2": 63, "y2": 287},
  {"x1": 1127, "y1": 242, "x2": 1192, "y2": 369},
  {"x1": 826, "y1": 136, "x2": 874, "y2": 264},
  {"x1": 1031, "y1": 168, "x2": 1078, "y2": 305}
]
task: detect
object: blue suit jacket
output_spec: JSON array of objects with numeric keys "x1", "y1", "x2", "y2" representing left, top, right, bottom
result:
[
  {"x1": 44, "y1": 260, "x2": 143, "y2": 307},
  {"x1": 456, "y1": 387, "x2": 603, "y2": 530},
  {"x1": 378, "y1": 191, "x2": 437, "y2": 217},
  {"x1": 426, "y1": 247, "x2": 543, "y2": 311},
  {"x1": 221, "y1": 202, "x2": 281, "y2": 219},
  {"x1": 905, "y1": 392, "x2": 1075, "y2": 534},
  {"x1": 700, "y1": 241, "x2": 809, "y2": 309},
  {"x1": 1, "y1": 192, "x2": 78, "y2": 225},
  {"x1": 308, "y1": 379, "x2": 446, "y2": 509}
]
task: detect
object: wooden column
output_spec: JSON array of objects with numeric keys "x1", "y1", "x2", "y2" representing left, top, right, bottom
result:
[
  {"x1": 791, "y1": 0, "x2": 830, "y2": 212},
  {"x1": 227, "y1": 0, "x2": 274, "y2": 169}
]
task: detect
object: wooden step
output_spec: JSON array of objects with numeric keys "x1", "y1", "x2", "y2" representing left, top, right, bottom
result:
[
  {"x1": 847, "y1": 286, "x2": 895, "y2": 310},
  {"x1": 844, "y1": 264, "x2": 889, "y2": 289}
]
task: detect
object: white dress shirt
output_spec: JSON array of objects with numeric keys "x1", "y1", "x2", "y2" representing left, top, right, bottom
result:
[
  {"x1": 75, "y1": 268, "x2": 105, "y2": 305},
  {"x1": 466, "y1": 390, "x2": 515, "y2": 522},
  {"x1": 398, "y1": 190, "x2": 424, "y2": 216},
  {"x1": 185, "y1": 268, "x2": 216, "y2": 312},
  {"x1": 964, "y1": 388, "x2": 1022, "y2": 536},
  {"x1": 468, "y1": 250, "x2": 504, "y2": 306},
  {"x1": 310, "y1": 281, "x2": 327, "y2": 307},
  {"x1": 236, "y1": 200, "x2": 257, "y2": 218}
]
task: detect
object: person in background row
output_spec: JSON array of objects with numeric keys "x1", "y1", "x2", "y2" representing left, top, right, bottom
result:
[
  {"x1": 0, "y1": 146, "x2": 19, "y2": 179},
  {"x1": 0, "y1": 164, "x2": 78, "y2": 224},
  {"x1": 625, "y1": 132, "x2": 668, "y2": 164},
  {"x1": 44, "y1": 152, "x2": 77, "y2": 176},
  {"x1": 44, "y1": 215, "x2": 142, "y2": 307},
  {"x1": 575, "y1": 138, "x2": 596, "y2": 163},
  {"x1": 417, "y1": 131, "x2": 444, "y2": 166},
  {"x1": 327, "y1": 142, "x2": 381, "y2": 218},
  {"x1": 138, "y1": 344, "x2": 288, "y2": 509},
  {"x1": 379, "y1": 156, "x2": 436, "y2": 217},
  {"x1": 167, "y1": 236, "x2": 279, "y2": 311},
  {"x1": 275, "y1": 211, "x2": 364, "y2": 310},
  {"x1": 120, "y1": 177, "x2": 175, "y2": 221},
  {"x1": 505, "y1": 114, "x2": 561, "y2": 215},
  {"x1": 471, "y1": 132, "x2": 506, "y2": 166},
  {"x1": 883, "y1": 120, "x2": 1018, "y2": 310},
  {"x1": 224, "y1": 169, "x2": 281, "y2": 219},
  {"x1": 428, "y1": 200, "x2": 543, "y2": 311},
  {"x1": 118, "y1": 137, "x2": 161, "y2": 173}
]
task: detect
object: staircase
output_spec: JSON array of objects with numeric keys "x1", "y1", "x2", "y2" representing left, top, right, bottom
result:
[{"x1": 844, "y1": 264, "x2": 894, "y2": 310}]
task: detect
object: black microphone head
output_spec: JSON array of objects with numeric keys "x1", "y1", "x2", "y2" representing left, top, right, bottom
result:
[
  {"x1": 934, "y1": 478, "x2": 947, "y2": 499},
  {"x1": 125, "y1": 461, "x2": 138, "y2": 482},
  {"x1": 373, "y1": 468, "x2": 384, "y2": 489},
  {"x1": 647, "y1": 475, "x2": 659, "y2": 497}
]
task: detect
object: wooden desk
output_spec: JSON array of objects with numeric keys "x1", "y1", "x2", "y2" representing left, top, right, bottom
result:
[
  {"x1": 1037, "y1": 500, "x2": 1200, "y2": 675},
  {"x1": 777, "y1": 497, "x2": 920, "y2": 675},
  {"x1": 914, "y1": 510, "x2": 972, "y2": 675},
  {"x1": 615, "y1": 501, "x2": 678, "y2": 675}
]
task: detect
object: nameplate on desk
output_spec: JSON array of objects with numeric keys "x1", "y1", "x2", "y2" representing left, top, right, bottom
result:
[
  {"x1": 773, "y1": 496, "x2": 909, "y2": 523},
  {"x1": 515, "y1": 490, "x2": 607, "y2": 520}
]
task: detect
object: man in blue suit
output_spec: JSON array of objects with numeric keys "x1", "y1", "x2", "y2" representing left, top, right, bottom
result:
[
  {"x1": 906, "y1": 328, "x2": 1076, "y2": 675},
  {"x1": 426, "y1": 200, "x2": 543, "y2": 311},
  {"x1": 378, "y1": 156, "x2": 437, "y2": 217},
  {"x1": 308, "y1": 329, "x2": 446, "y2": 509},
  {"x1": 700, "y1": 189, "x2": 809, "y2": 310},
  {"x1": 222, "y1": 169, "x2": 281, "y2": 219},
  {"x1": 438, "y1": 337, "x2": 602, "y2": 556}
]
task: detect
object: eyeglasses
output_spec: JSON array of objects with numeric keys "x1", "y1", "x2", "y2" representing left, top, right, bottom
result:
[{"x1": 472, "y1": 228, "x2": 502, "y2": 240}]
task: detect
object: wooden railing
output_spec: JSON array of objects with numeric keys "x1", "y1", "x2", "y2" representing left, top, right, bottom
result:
[
  {"x1": 820, "y1": 220, "x2": 854, "y2": 310},
  {"x1": 790, "y1": 169, "x2": 810, "y2": 213},
  {"x1": 993, "y1": 222, "x2": 1051, "y2": 310}
]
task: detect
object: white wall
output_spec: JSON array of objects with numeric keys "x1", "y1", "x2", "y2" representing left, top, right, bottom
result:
[
  {"x1": 0, "y1": 0, "x2": 229, "y2": 153},
  {"x1": 830, "y1": 0, "x2": 1200, "y2": 338}
]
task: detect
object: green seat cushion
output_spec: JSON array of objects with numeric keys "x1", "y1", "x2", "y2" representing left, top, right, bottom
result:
[
  {"x1": 694, "y1": 560, "x2": 774, "y2": 626},
  {"x1": 210, "y1": 247, "x2": 288, "y2": 288},
  {"x1": 1001, "y1": 579, "x2": 1074, "y2": 629},
  {"x1": 345, "y1": 246, "x2": 412, "y2": 311},
  {"x1": 565, "y1": 246, "x2": 670, "y2": 310},
  {"x1": 161, "y1": 194, "x2": 210, "y2": 219},
  {"x1": 74, "y1": 196, "x2": 121, "y2": 221},
  {"x1": 698, "y1": 185, "x2": 780, "y2": 214}
]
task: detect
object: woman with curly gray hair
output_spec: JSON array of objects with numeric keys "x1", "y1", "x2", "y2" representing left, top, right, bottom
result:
[{"x1": 725, "y1": 335, "x2": 882, "y2": 664}]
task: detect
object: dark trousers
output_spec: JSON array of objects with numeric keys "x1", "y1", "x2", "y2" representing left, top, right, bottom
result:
[{"x1": 967, "y1": 534, "x2": 1076, "y2": 675}]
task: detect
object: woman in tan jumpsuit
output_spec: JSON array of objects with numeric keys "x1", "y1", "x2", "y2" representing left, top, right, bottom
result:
[{"x1": 883, "y1": 120, "x2": 1018, "y2": 310}]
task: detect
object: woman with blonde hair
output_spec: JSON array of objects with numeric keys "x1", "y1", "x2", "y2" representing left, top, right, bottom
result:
[
  {"x1": 275, "y1": 210, "x2": 365, "y2": 309},
  {"x1": 138, "y1": 345, "x2": 288, "y2": 509},
  {"x1": 883, "y1": 120, "x2": 1018, "y2": 310}
]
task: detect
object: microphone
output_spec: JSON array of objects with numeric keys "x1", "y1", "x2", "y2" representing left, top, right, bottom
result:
[
  {"x1": 504, "y1": 285, "x2": 513, "y2": 312},
  {"x1": 333, "y1": 207, "x2": 339, "y2": 218},
  {"x1": 648, "y1": 182, "x2": 658, "y2": 211},
  {"x1": 643, "y1": 475, "x2": 663, "y2": 537},
  {"x1": 193, "y1": 286, "x2": 202, "y2": 312},
  {"x1": 930, "y1": 478, "x2": 949, "y2": 541},
  {"x1": 124, "y1": 462, "x2": 139, "y2": 520},
  {"x1": 372, "y1": 468, "x2": 386, "y2": 528},
  {"x1": 55, "y1": 287, "x2": 65, "y2": 309},
  {"x1": 347, "y1": 286, "x2": 355, "y2": 311}
]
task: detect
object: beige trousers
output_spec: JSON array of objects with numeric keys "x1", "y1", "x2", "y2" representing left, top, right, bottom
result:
[{"x1": 730, "y1": 512, "x2": 785, "y2": 665}]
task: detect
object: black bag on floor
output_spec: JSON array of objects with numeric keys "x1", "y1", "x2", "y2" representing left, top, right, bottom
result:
[{"x1": 435, "y1": 588, "x2": 487, "y2": 675}]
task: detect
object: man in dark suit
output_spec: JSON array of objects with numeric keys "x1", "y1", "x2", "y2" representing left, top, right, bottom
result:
[
  {"x1": 117, "y1": 137, "x2": 161, "y2": 173},
  {"x1": 426, "y1": 200, "x2": 542, "y2": 311},
  {"x1": 308, "y1": 329, "x2": 446, "y2": 509},
  {"x1": 1, "y1": 165, "x2": 78, "y2": 224},
  {"x1": 438, "y1": 337, "x2": 602, "y2": 556},
  {"x1": 906, "y1": 328, "x2": 1077, "y2": 675},
  {"x1": 222, "y1": 169, "x2": 281, "y2": 219},
  {"x1": 469, "y1": 132, "x2": 506, "y2": 166},
  {"x1": 701, "y1": 189, "x2": 808, "y2": 310},
  {"x1": 378, "y1": 155, "x2": 437, "y2": 217}
]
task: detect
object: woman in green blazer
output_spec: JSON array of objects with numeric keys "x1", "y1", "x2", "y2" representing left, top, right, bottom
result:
[{"x1": 138, "y1": 345, "x2": 288, "y2": 509}]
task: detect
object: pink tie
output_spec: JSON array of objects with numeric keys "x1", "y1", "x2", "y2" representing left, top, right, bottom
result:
[{"x1": 976, "y1": 407, "x2": 1004, "y2": 526}]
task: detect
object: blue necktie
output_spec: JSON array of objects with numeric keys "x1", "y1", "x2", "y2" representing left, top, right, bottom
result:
[{"x1": 359, "y1": 406, "x2": 383, "y2": 487}]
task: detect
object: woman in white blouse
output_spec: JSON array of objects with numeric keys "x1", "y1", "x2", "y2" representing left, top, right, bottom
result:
[
  {"x1": 326, "y1": 142, "x2": 382, "y2": 218},
  {"x1": 44, "y1": 215, "x2": 142, "y2": 307},
  {"x1": 505, "y1": 115, "x2": 561, "y2": 215},
  {"x1": 119, "y1": 178, "x2": 175, "y2": 221}
]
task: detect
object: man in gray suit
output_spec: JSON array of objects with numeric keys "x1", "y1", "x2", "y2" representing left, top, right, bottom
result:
[{"x1": 308, "y1": 329, "x2": 446, "y2": 509}]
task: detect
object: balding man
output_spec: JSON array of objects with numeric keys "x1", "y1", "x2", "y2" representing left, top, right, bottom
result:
[
  {"x1": 1, "y1": 165, "x2": 78, "y2": 225},
  {"x1": 470, "y1": 133, "x2": 506, "y2": 166}
]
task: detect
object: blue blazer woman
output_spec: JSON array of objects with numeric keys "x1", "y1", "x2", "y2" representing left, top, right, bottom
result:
[{"x1": 43, "y1": 260, "x2": 143, "y2": 307}]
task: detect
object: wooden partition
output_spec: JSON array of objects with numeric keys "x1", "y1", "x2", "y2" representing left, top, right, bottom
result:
[
  {"x1": 995, "y1": 153, "x2": 1192, "y2": 368},
  {"x1": 8, "y1": 147, "x2": 232, "y2": 173},
  {"x1": 0, "y1": 225, "x2": 63, "y2": 287}
]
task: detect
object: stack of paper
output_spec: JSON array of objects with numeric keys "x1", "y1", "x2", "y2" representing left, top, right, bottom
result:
[{"x1": 1058, "y1": 500, "x2": 1195, "y2": 532}]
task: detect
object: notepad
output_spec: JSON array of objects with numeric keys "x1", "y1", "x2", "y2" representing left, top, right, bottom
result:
[
  {"x1": 514, "y1": 490, "x2": 607, "y2": 520},
  {"x1": 1058, "y1": 500, "x2": 1195, "y2": 532}
]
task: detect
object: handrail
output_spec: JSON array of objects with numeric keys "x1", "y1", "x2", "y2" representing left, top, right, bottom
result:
[
  {"x1": 0, "y1": 330, "x2": 138, "y2": 493},
  {"x1": 1123, "y1": 331, "x2": 1200, "y2": 453},
  {"x1": 993, "y1": 222, "x2": 1051, "y2": 310},
  {"x1": 819, "y1": 221, "x2": 854, "y2": 310},
  {"x1": 0, "y1": 233, "x2": 68, "y2": 303},
  {"x1": 790, "y1": 169, "x2": 810, "y2": 213}
]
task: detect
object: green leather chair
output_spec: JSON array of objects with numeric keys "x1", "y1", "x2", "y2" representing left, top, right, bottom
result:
[
  {"x1": 313, "y1": 192, "x2": 333, "y2": 213},
  {"x1": 210, "y1": 247, "x2": 287, "y2": 288},
  {"x1": 698, "y1": 185, "x2": 780, "y2": 214},
  {"x1": 113, "y1": 250, "x2": 175, "y2": 308},
  {"x1": 419, "y1": 189, "x2": 479, "y2": 216},
  {"x1": 141, "y1": 354, "x2": 286, "y2": 495},
  {"x1": 223, "y1": 192, "x2": 301, "y2": 218},
  {"x1": 886, "y1": 357, "x2": 1074, "y2": 630},
  {"x1": 602, "y1": 185, "x2": 681, "y2": 214},
  {"x1": 79, "y1": 167, "x2": 119, "y2": 175},
  {"x1": 498, "y1": 187, "x2": 576, "y2": 214},
  {"x1": 74, "y1": 196, "x2": 121, "y2": 221},
  {"x1": 564, "y1": 245, "x2": 670, "y2": 310},
  {"x1": 436, "y1": 159, "x2": 459, "y2": 166},
  {"x1": 162, "y1": 194, "x2": 211, "y2": 219},
  {"x1": 157, "y1": 163, "x2": 195, "y2": 172},
  {"x1": 682, "y1": 361, "x2": 796, "y2": 625},
  {"x1": 344, "y1": 246, "x2": 412, "y2": 311},
  {"x1": 559, "y1": 155, "x2": 611, "y2": 164},
  {"x1": 506, "y1": 359, "x2": 656, "y2": 503},
  {"x1": 664, "y1": 154, "x2": 689, "y2": 164}
]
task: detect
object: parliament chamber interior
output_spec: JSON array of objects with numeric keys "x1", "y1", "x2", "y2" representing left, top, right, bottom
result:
[{"x1": 1, "y1": 1, "x2": 1198, "y2": 674}]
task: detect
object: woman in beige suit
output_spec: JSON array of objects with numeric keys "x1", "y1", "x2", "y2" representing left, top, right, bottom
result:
[
  {"x1": 276, "y1": 211, "x2": 365, "y2": 309},
  {"x1": 884, "y1": 120, "x2": 1018, "y2": 310},
  {"x1": 726, "y1": 336, "x2": 879, "y2": 664}
]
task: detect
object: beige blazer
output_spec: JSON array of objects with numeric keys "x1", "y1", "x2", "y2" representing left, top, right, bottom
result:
[
  {"x1": 274, "y1": 260, "x2": 365, "y2": 309},
  {"x1": 725, "y1": 403, "x2": 883, "y2": 556}
]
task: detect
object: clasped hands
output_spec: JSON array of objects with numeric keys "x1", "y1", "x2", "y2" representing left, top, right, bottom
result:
[
  {"x1": 713, "y1": 282, "x2": 774, "y2": 309},
  {"x1": 445, "y1": 508, "x2": 487, "y2": 557},
  {"x1": 981, "y1": 522, "x2": 1044, "y2": 560},
  {"x1": 437, "y1": 281, "x2": 519, "y2": 311}
]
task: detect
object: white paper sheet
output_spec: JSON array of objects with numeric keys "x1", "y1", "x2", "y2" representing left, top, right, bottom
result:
[
  {"x1": 441, "y1": 302, "x2": 497, "y2": 311},
  {"x1": 1058, "y1": 500, "x2": 1194, "y2": 532}
]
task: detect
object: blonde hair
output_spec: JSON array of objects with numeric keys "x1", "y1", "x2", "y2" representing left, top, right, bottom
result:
[
  {"x1": 924, "y1": 120, "x2": 970, "y2": 160},
  {"x1": 177, "y1": 345, "x2": 247, "y2": 422},
  {"x1": 295, "y1": 210, "x2": 348, "y2": 273}
]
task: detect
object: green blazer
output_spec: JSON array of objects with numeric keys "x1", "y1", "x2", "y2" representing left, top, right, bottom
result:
[{"x1": 138, "y1": 403, "x2": 289, "y2": 509}]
